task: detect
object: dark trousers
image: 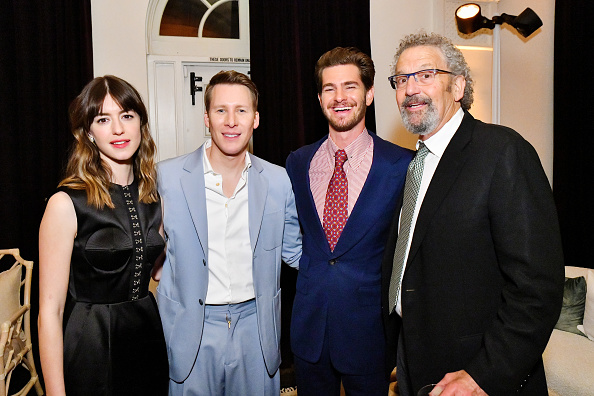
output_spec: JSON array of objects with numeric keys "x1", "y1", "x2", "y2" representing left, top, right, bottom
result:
[
  {"x1": 294, "y1": 327, "x2": 388, "y2": 396},
  {"x1": 397, "y1": 327, "x2": 413, "y2": 396}
]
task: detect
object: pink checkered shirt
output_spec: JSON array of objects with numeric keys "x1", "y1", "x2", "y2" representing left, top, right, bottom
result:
[{"x1": 309, "y1": 130, "x2": 374, "y2": 222}]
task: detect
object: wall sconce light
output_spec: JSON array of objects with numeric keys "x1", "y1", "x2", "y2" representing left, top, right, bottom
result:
[
  {"x1": 455, "y1": 3, "x2": 543, "y2": 38},
  {"x1": 454, "y1": 3, "x2": 543, "y2": 125}
]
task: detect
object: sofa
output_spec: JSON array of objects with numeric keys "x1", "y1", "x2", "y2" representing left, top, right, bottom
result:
[{"x1": 543, "y1": 266, "x2": 594, "y2": 396}]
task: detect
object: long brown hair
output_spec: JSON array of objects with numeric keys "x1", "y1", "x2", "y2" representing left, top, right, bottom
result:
[{"x1": 59, "y1": 75, "x2": 158, "y2": 208}]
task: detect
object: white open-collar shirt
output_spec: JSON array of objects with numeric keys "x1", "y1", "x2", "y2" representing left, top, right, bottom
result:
[{"x1": 202, "y1": 140, "x2": 254, "y2": 304}]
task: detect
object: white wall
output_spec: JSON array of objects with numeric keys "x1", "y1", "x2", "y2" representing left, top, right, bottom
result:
[
  {"x1": 370, "y1": 0, "x2": 433, "y2": 150},
  {"x1": 92, "y1": 0, "x2": 555, "y2": 182},
  {"x1": 91, "y1": 0, "x2": 151, "y2": 102},
  {"x1": 498, "y1": 0, "x2": 554, "y2": 182},
  {"x1": 370, "y1": 0, "x2": 555, "y2": 183}
]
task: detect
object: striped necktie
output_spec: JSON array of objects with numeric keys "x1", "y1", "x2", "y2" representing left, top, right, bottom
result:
[{"x1": 388, "y1": 142, "x2": 429, "y2": 312}]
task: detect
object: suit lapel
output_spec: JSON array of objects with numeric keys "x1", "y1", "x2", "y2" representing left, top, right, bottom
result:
[
  {"x1": 293, "y1": 137, "x2": 333, "y2": 255},
  {"x1": 294, "y1": 134, "x2": 409, "y2": 257},
  {"x1": 180, "y1": 146, "x2": 209, "y2": 257},
  {"x1": 407, "y1": 112, "x2": 475, "y2": 264},
  {"x1": 248, "y1": 154, "x2": 268, "y2": 253},
  {"x1": 333, "y1": 134, "x2": 407, "y2": 256}
]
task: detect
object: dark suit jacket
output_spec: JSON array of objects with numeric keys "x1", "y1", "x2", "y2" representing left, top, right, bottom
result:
[
  {"x1": 381, "y1": 111, "x2": 564, "y2": 395},
  {"x1": 286, "y1": 131, "x2": 412, "y2": 375}
]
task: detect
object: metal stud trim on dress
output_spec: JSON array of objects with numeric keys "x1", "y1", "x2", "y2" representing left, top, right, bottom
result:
[{"x1": 121, "y1": 185, "x2": 145, "y2": 301}]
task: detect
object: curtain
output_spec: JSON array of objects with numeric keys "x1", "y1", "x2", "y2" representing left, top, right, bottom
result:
[
  {"x1": 248, "y1": 0, "x2": 373, "y2": 379},
  {"x1": 0, "y1": 0, "x2": 93, "y2": 389},
  {"x1": 553, "y1": 1, "x2": 594, "y2": 270},
  {"x1": 0, "y1": 0, "x2": 93, "y2": 262},
  {"x1": 249, "y1": 0, "x2": 374, "y2": 167}
]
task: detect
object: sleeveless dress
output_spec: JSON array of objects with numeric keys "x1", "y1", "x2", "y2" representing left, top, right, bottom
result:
[{"x1": 61, "y1": 181, "x2": 168, "y2": 396}]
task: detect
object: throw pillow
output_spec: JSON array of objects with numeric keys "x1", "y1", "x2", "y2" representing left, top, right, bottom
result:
[
  {"x1": 579, "y1": 269, "x2": 594, "y2": 341},
  {"x1": 555, "y1": 276, "x2": 587, "y2": 335}
]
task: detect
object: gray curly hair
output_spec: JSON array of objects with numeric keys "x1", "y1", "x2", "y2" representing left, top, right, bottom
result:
[{"x1": 392, "y1": 31, "x2": 474, "y2": 110}]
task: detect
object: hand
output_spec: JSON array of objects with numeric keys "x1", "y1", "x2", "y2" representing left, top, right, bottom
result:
[
  {"x1": 430, "y1": 370, "x2": 488, "y2": 396},
  {"x1": 151, "y1": 249, "x2": 165, "y2": 281}
]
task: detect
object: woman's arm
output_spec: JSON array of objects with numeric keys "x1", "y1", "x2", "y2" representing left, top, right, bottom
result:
[
  {"x1": 151, "y1": 204, "x2": 166, "y2": 281},
  {"x1": 38, "y1": 192, "x2": 76, "y2": 396}
]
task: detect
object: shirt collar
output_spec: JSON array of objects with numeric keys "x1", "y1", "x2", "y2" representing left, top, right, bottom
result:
[
  {"x1": 202, "y1": 139, "x2": 252, "y2": 175},
  {"x1": 326, "y1": 128, "x2": 372, "y2": 170},
  {"x1": 420, "y1": 108, "x2": 464, "y2": 157}
]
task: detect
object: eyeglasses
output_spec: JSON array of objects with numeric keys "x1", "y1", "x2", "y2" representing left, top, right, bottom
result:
[{"x1": 388, "y1": 69, "x2": 455, "y2": 90}]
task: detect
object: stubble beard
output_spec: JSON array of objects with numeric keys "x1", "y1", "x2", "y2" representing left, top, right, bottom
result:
[{"x1": 325, "y1": 102, "x2": 367, "y2": 132}]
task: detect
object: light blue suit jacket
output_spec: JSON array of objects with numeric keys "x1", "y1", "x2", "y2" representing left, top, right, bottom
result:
[{"x1": 156, "y1": 144, "x2": 302, "y2": 382}]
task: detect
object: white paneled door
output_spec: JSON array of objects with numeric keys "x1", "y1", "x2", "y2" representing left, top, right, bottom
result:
[{"x1": 147, "y1": 58, "x2": 250, "y2": 161}]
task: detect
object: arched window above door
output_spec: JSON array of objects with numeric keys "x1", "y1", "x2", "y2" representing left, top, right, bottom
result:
[
  {"x1": 147, "y1": 0, "x2": 249, "y2": 57},
  {"x1": 160, "y1": 0, "x2": 239, "y2": 39}
]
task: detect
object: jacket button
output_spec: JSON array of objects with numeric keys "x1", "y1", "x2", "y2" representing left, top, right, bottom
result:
[
  {"x1": 203, "y1": 259, "x2": 206, "y2": 266},
  {"x1": 199, "y1": 299, "x2": 204, "y2": 305},
  {"x1": 329, "y1": 259, "x2": 336, "y2": 265}
]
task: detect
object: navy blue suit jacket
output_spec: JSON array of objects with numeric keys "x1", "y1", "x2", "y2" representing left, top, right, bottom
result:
[{"x1": 286, "y1": 131, "x2": 412, "y2": 375}]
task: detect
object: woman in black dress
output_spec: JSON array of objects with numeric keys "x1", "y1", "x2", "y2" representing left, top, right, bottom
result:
[{"x1": 38, "y1": 75, "x2": 168, "y2": 396}]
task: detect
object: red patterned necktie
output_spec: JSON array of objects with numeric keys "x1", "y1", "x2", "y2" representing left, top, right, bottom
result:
[{"x1": 323, "y1": 149, "x2": 348, "y2": 251}]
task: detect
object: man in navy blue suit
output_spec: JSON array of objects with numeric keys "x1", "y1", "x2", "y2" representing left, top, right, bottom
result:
[{"x1": 286, "y1": 47, "x2": 412, "y2": 396}]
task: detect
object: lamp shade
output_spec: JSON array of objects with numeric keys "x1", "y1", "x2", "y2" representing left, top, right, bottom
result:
[
  {"x1": 455, "y1": 3, "x2": 543, "y2": 38},
  {"x1": 512, "y1": 8, "x2": 543, "y2": 37},
  {"x1": 455, "y1": 3, "x2": 494, "y2": 35}
]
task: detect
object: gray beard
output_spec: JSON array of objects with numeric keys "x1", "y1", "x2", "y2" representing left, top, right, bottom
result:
[{"x1": 400, "y1": 97, "x2": 440, "y2": 136}]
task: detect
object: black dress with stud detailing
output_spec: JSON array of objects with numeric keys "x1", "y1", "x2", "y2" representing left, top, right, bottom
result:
[{"x1": 60, "y1": 181, "x2": 168, "y2": 396}]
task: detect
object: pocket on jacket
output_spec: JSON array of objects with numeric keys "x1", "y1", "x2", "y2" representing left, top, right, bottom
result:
[
  {"x1": 156, "y1": 289, "x2": 180, "y2": 345},
  {"x1": 457, "y1": 332, "x2": 483, "y2": 358},
  {"x1": 260, "y1": 210, "x2": 283, "y2": 250}
]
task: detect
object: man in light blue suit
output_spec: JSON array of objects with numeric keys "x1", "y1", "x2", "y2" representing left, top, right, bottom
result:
[{"x1": 156, "y1": 70, "x2": 302, "y2": 396}]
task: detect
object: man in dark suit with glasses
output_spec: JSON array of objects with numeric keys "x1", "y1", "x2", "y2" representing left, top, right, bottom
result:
[{"x1": 382, "y1": 31, "x2": 564, "y2": 396}]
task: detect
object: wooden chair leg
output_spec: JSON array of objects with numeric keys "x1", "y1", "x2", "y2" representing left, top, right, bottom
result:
[{"x1": 25, "y1": 347, "x2": 43, "y2": 396}]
